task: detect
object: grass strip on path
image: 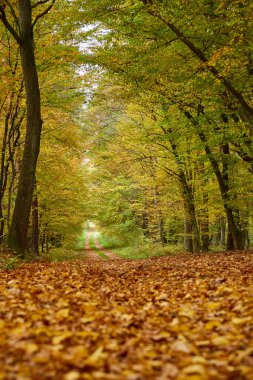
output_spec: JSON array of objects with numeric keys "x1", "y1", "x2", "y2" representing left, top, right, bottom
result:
[{"x1": 86, "y1": 232, "x2": 108, "y2": 260}]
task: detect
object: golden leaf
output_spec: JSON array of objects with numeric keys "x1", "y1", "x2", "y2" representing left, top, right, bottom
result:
[
  {"x1": 161, "y1": 363, "x2": 179, "y2": 378},
  {"x1": 207, "y1": 302, "x2": 221, "y2": 311},
  {"x1": 56, "y1": 308, "x2": 70, "y2": 319},
  {"x1": 182, "y1": 364, "x2": 206, "y2": 375},
  {"x1": 178, "y1": 305, "x2": 195, "y2": 318},
  {"x1": 232, "y1": 316, "x2": 252, "y2": 325},
  {"x1": 211, "y1": 336, "x2": 230, "y2": 346},
  {"x1": 171, "y1": 340, "x2": 192, "y2": 353},
  {"x1": 80, "y1": 317, "x2": 94, "y2": 324},
  {"x1": 52, "y1": 331, "x2": 73, "y2": 345},
  {"x1": 85, "y1": 346, "x2": 104, "y2": 365},
  {"x1": 205, "y1": 320, "x2": 220, "y2": 330},
  {"x1": 24, "y1": 342, "x2": 39, "y2": 355},
  {"x1": 63, "y1": 371, "x2": 80, "y2": 380}
]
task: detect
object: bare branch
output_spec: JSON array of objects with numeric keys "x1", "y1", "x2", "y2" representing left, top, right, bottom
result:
[{"x1": 32, "y1": 0, "x2": 56, "y2": 29}]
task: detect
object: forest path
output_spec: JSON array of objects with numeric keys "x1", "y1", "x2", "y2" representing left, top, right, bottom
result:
[
  {"x1": 93, "y1": 233, "x2": 120, "y2": 260},
  {"x1": 1, "y1": 252, "x2": 253, "y2": 380},
  {"x1": 84, "y1": 226, "x2": 120, "y2": 260},
  {"x1": 83, "y1": 230, "x2": 102, "y2": 261}
]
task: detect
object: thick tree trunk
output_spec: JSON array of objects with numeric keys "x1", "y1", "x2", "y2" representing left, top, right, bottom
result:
[{"x1": 8, "y1": 0, "x2": 42, "y2": 255}]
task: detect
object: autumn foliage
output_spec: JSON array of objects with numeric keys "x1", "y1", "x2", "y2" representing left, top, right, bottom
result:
[{"x1": 1, "y1": 253, "x2": 253, "y2": 379}]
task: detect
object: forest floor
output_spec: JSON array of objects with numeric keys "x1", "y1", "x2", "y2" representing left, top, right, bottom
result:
[{"x1": 0, "y1": 251, "x2": 253, "y2": 379}]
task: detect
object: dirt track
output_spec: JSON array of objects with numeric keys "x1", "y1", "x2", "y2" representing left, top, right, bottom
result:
[{"x1": 84, "y1": 228, "x2": 119, "y2": 260}]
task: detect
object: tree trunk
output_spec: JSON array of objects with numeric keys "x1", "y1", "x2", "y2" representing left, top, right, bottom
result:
[
  {"x1": 141, "y1": 211, "x2": 149, "y2": 237},
  {"x1": 0, "y1": 111, "x2": 10, "y2": 243},
  {"x1": 168, "y1": 134, "x2": 200, "y2": 252},
  {"x1": 219, "y1": 216, "x2": 226, "y2": 246},
  {"x1": 41, "y1": 230, "x2": 45, "y2": 253},
  {"x1": 0, "y1": 208, "x2": 4, "y2": 243},
  {"x1": 185, "y1": 111, "x2": 247, "y2": 251},
  {"x1": 184, "y1": 218, "x2": 193, "y2": 252},
  {"x1": 158, "y1": 217, "x2": 167, "y2": 245},
  {"x1": 201, "y1": 219, "x2": 209, "y2": 251},
  {"x1": 8, "y1": 0, "x2": 42, "y2": 255},
  {"x1": 31, "y1": 185, "x2": 39, "y2": 256},
  {"x1": 182, "y1": 184, "x2": 200, "y2": 253}
]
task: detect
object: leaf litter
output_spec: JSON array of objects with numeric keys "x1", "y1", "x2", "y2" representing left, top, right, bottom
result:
[{"x1": 0, "y1": 252, "x2": 253, "y2": 379}]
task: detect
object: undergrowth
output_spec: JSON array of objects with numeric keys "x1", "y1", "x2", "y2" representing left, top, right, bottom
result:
[
  {"x1": 41, "y1": 248, "x2": 86, "y2": 263},
  {"x1": 111, "y1": 242, "x2": 182, "y2": 260}
]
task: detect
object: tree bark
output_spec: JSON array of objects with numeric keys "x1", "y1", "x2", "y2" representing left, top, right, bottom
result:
[
  {"x1": 31, "y1": 183, "x2": 39, "y2": 256},
  {"x1": 219, "y1": 216, "x2": 226, "y2": 246},
  {"x1": 8, "y1": 0, "x2": 42, "y2": 255},
  {"x1": 184, "y1": 218, "x2": 193, "y2": 252},
  {"x1": 201, "y1": 219, "x2": 209, "y2": 251}
]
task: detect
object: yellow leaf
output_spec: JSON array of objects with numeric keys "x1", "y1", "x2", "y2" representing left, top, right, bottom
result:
[
  {"x1": 24, "y1": 343, "x2": 39, "y2": 355},
  {"x1": 85, "y1": 346, "x2": 104, "y2": 365},
  {"x1": 52, "y1": 331, "x2": 73, "y2": 345},
  {"x1": 191, "y1": 356, "x2": 207, "y2": 364},
  {"x1": 155, "y1": 293, "x2": 169, "y2": 301},
  {"x1": 56, "y1": 308, "x2": 69, "y2": 319},
  {"x1": 33, "y1": 349, "x2": 50, "y2": 363},
  {"x1": 170, "y1": 318, "x2": 179, "y2": 326},
  {"x1": 212, "y1": 336, "x2": 230, "y2": 346},
  {"x1": 161, "y1": 363, "x2": 179, "y2": 378},
  {"x1": 182, "y1": 364, "x2": 206, "y2": 375},
  {"x1": 178, "y1": 305, "x2": 195, "y2": 318},
  {"x1": 205, "y1": 320, "x2": 220, "y2": 330},
  {"x1": 63, "y1": 371, "x2": 80, "y2": 380},
  {"x1": 232, "y1": 316, "x2": 252, "y2": 325},
  {"x1": 207, "y1": 302, "x2": 221, "y2": 311},
  {"x1": 151, "y1": 331, "x2": 170, "y2": 342},
  {"x1": 171, "y1": 340, "x2": 192, "y2": 353},
  {"x1": 80, "y1": 317, "x2": 94, "y2": 324}
]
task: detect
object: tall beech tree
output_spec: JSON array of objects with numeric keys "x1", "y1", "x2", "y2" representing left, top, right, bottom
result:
[{"x1": 0, "y1": 0, "x2": 55, "y2": 254}]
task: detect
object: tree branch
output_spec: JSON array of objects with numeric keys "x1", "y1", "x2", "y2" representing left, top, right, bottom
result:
[
  {"x1": 32, "y1": 0, "x2": 56, "y2": 29},
  {"x1": 141, "y1": 1, "x2": 253, "y2": 122},
  {"x1": 5, "y1": 1, "x2": 18, "y2": 25},
  {"x1": 32, "y1": 0, "x2": 51, "y2": 8},
  {"x1": 0, "y1": 6, "x2": 21, "y2": 44}
]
